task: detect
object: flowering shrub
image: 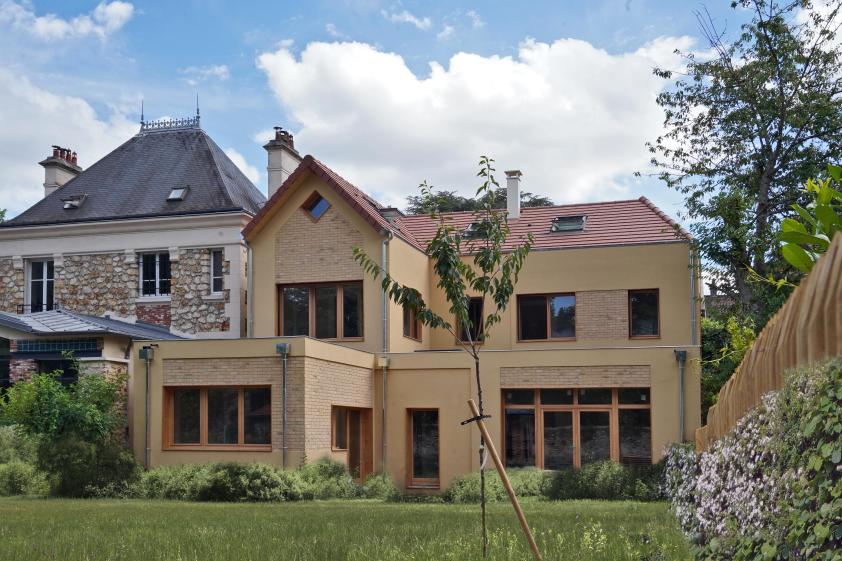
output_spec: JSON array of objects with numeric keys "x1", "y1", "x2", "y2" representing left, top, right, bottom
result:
[{"x1": 664, "y1": 359, "x2": 842, "y2": 560}]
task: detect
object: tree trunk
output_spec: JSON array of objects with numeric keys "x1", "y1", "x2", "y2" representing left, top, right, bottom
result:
[
  {"x1": 753, "y1": 159, "x2": 775, "y2": 275},
  {"x1": 475, "y1": 354, "x2": 488, "y2": 558}
]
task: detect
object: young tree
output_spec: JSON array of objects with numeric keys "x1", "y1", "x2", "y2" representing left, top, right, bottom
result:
[
  {"x1": 355, "y1": 157, "x2": 534, "y2": 557},
  {"x1": 648, "y1": 0, "x2": 842, "y2": 321},
  {"x1": 405, "y1": 187, "x2": 554, "y2": 214}
]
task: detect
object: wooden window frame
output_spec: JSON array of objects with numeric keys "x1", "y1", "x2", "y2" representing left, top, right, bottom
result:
[
  {"x1": 139, "y1": 252, "x2": 171, "y2": 297},
  {"x1": 210, "y1": 249, "x2": 224, "y2": 295},
  {"x1": 403, "y1": 306, "x2": 422, "y2": 341},
  {"x1": 456, "y1": 297, "x2": 484, "y2": 344},
  {"x1": 407, "y1": 408, "x2": 440, "y2": 489},
  {"x1": 628, "y1": 288, "x2": 660, "y2": 339},
  {"x1": 516, "y1": 293, "x2": 576, "y2": 342},
  {"x1": 276, "y1": 281, "x2": 364, "y2": 341},
  {"x1": 302, "y1": 191, "x2": 331, "y2": 222},
  {"x1": 501, "y1": 388, "x2": 652, "y2": 470},
  {"x1": 163, "y1": 386, "x2": 272, "y2": 451}
]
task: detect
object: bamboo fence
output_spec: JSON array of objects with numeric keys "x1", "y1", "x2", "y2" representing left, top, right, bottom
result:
[{"x1": 695, "y1": 234, "x2": 842, "y2": 451}]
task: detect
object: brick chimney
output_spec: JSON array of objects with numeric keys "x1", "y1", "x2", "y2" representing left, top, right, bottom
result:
[
  {"x1": 263, "y1": 127, "x2": 302, "y2": 197},
  {"x1": 505, "y1": 170, "x2": 522, "y2": 220},
  {"x1": 39, "y1": 146, "x2": 82, "y2": 198}
]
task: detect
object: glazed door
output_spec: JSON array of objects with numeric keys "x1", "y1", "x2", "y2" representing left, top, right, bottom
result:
[
  {"x1": 348, "y1": 409, "x2": 361, "y2": 478},
  {"x1": 542, "y1": 411, "x2": 574, "y2": 469},
  {"x1": 578, "y1": 410, "x2": 611, "y2": 465}
]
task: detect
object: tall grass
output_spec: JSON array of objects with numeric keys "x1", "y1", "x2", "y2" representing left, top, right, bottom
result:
[{"x1": 0, "y1": 498, "x2": 690, "y2": 561}]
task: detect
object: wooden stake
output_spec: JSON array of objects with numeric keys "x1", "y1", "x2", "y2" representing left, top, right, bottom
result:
[{"x1": 467, "y1": 399, "x2": 543, "y2": 561}]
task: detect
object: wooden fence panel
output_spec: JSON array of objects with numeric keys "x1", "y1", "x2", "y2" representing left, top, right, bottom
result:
[{"x1": 696, "y1": 234, "x2": 842, "y2": 451}]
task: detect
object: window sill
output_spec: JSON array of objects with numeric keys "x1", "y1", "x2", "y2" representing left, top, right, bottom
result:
[
  {"x1": 136, "y1": 296, "x2": 171, "y2": 304},
  {"x1": 406, "y1": 481, "x2": 440, "y2": 490},
  {"x1": 202, "y1": 293, "x2": 226, "y2": 302},
  {"x1": 163, "y1": 445, "x2": 272, "y2": 452},
  {"x1": 402, "y1": 335, "x2": 422, "y2": 342},
  {"x1": 517, "y1": 337, "x2": 577, "y2": 343},
  {"x1": 629, "y1": 335, "x2": 661, "y2": 340}
]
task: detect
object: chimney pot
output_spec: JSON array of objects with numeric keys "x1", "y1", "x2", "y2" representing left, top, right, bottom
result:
[
  {"x1": 264, "y1": 125, "x2": 302, "y2": 197},
  {"x1": 71, "y1": 151, "x2": 78, "y2": 165},
  {"x1": 505, "y1": 170, "x2": 522, "y2": 220},
  {"x1": 52, "y1": 146, "x2": 60, "y2": 158}
]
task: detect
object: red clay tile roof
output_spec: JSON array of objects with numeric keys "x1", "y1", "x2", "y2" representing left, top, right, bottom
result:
[
  {"x1": 243, "y1": 155, "x2": 690, "y2": 252},
  {"x1": 397, "y1": 198, "x2": 690, "y2": 251}
]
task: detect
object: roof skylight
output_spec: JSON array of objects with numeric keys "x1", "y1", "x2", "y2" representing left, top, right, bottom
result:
[
  {"x1": 61, "y1": 194, "x2": 87, "y2": 210},
  {"x1": 303, "y1": 192, "x2": 330, "y2": 220},
  {"x1": 462, "y1": 222, "x2": 484, "y2": 239},
  {"x1": 550, "y1": 215, "x2": 586, "y2": 233},
  {"x1": 167, "y1": 186, "x2": 189, "y2": 201}
]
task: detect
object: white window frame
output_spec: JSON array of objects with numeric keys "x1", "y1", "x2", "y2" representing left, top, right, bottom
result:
[
  {"x1": 28, "y1": 259, "x2": 54, "y2": 312},
  {"x1": 139, "y1": 252, "x2": 171, "y2": 298},
  {"x1": 210, "y1": 249, "x2": 224, "y2": 295}
]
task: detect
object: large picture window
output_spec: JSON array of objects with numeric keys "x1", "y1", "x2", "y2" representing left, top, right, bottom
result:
[
  {"x1": 210, "y1": 249, "x2": 224, "y2": 294},
  {"x1": 278, "y1": 283, "x2": 363, "y2": 340},
  {"x1": 29, "y1": 259, "x2": 54, "y2": 312},
  {"x1": 409, "y1": 409, "x2": 439, "y2": 488},
  {"x1": 502, "y1": 387, "x2": 651, "y2": 469},
  {"x1": 629, "y1": 289, "x2": 659, "y2": 338},
  {"x1": 517, "y1": 293, "x2": 575, "y2": 340},
  {"x1": 140, "y1": 252, "x2": 171, "y2": 297},
  {"x1": 165, "y1": 386, "x2": 271, "y2": 449}
]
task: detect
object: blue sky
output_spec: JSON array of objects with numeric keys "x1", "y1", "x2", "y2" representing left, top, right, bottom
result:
[{"x1": 0, "y1": 0, "x2": 753, "y2": 219}]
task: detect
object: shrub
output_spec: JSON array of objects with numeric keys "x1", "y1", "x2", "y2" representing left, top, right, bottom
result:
[
  {"x1": 0, "y1": 425, "x2": 37, "y2": 464},
  {"x1": 196, "y1": 463, "x2": 309, "y2": 502},
  {"x1": 443, "y1": 470, "x2": 507, "y2": 503},
  {"x1": 0, "y1": 459, "x2": 48, "y2": 496},
  {"x1": 299, "y1": 458, "x2": 361, "y2": 499},
  {"x1": 361, "y1": 472, "x2": 398, "y2": 500},
  {"x1": 543, "y1": 462, "x2": 663, "y2": 501},
  {"x1": 37, "y1": 437, "x2": 140, "y2": 498},
  {"x1": 137, "y1": 464, "x2": 212, "y2": 501}
]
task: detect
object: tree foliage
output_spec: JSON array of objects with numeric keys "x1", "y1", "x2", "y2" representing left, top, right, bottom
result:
[
  {"x1": 649, "y1": 0, "x2": 842, "y2": 320},
  {"x1": 355, "y1": 156, "x2": 534, "y2": 558},
  {"x1": 405, "y1": 187, "x2": 553, "y2": 215}
]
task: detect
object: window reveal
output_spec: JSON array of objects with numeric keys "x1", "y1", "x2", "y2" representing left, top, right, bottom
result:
[
  {"x1": 140, "y1": 253, "x2": 171, "y2": 296},
  {"x1": 458, "y1": 297, "x2": 484, "y2": 343},
  {"x1": 29, "y1": 260, "x2": 54, "y2": 312},
  {"x1": 409, "y1": 409, "x2": 439, "y2": 486},
  {"x1": 518, "y1": 293, "x2": 575, "y2": 340},
  {"x1": 279, "y1": 283, "x2": 363, "y2": 340},
  {"x1": 211, "y1": 249, "x2": 224, "y2": 294},
  {"x1": 629, "y1": 289, "x2": 659, "y2": 337}
]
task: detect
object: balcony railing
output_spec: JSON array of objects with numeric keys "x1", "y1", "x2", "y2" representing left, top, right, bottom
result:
[{"x1": 16, "y1": 303, "x2": 57, "y2": 314}]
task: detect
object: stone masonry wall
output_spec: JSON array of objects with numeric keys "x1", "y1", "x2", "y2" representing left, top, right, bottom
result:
[
  {"x1": 576, "y1": 290, "x2": 629, "y2": 340},
  {"x1": 275, "y1": 205, "x2": 365, "y2": 284},
  {"x1": 163, "y1": 356, "x2": 303, "y2": 451},
  {"x1": 170, "y1": 248, "x2": 229, "y2": 334},
  {"x1": 58, "y1": 253, "x2": 138, "y2": 317},
  {"x1": 500, "y1": 365, "x2": 651, "y2": 388},
  {"x1": 0, "y1": 258, "x2": 24, "y2": 313},
  {"x1": 303, "y1": 357, "x2": 372, "y2": 451}
]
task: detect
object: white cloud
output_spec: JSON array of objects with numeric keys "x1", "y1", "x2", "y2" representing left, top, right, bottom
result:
[
  {"x1": 257, "y1": 36, "x2": 695, "y2": 209},
  {"x1": 466, "y1": 10, "x2": 484, "y2": 28},
  {"x1": 0, "y1": 1, "x2": 134, "y2": 41},
  {"x1": 437, "y1": 25, "x2": 454, "y2": 41},
  {"x1": 224, "y1": 147, "x2": 261, "y2": 186},
  {"x1": 325, "y1": 22, "x2": 346, "y2": 39},
  {"x1": 381, "y1": 9, "x2": 431, "y2": 31},
  {"x1": 0, "y1": 68, "x2": 138, "y2": 217},
  {"x1": 179, "y1": 64, "x2": 230, "y2": 86}
]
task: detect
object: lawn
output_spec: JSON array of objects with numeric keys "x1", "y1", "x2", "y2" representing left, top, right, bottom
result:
[{"x1": 0, "y1": 498, "x2": 691, "y2": 561}]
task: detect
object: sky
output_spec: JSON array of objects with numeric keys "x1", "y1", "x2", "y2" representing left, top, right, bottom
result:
[{"x1": 0, "y1": 0, "x2": 756, "y2": 221}]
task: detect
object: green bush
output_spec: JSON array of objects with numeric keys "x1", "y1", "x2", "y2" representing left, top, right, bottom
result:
[
  {"x1": 196, "y1": 463, "x2": 308, "y2": 502},
  {"x1": 137, "y1": 464, "x2": 212, "y2": 500},
  {"x1": 299, "y1": 458, "x2": 361, "y2": 499},
  {"x1": 361, "y1": 472, "x2": 399, "y2": 500},
  {"x1": 0, "y1": 425, "x2": 37, "y2": 464},
  {"x1": 36, "y1": 437, "x2": 140, "y2": 498},
  {"x1": 0, "y1": 459, "x2": 48, "y2": 496}
]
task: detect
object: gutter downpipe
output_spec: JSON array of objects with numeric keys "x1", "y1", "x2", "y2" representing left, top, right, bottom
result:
[
  {"x1": 244, "y1": 238, "x2": 254, "y2": 338},
  {"x1": 675, "y1": 349, "x2": 687, "y2": 442},
  {"x1": 276, "y1": 342, "x2": 290, "y2": 468},
  {"x1": 381, "y1": 232, "x2": 392, "y2": 473},
  {"x1": 139, "y1": 345, "x2": 155, "y2": 469}
]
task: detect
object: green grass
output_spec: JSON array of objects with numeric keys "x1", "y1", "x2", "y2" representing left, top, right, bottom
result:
[{"x1": 0, "y1": 498, "x2": 690, "y2": 561}]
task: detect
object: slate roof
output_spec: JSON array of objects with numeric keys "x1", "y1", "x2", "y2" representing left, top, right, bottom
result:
[
  {"x1": 3, "y1": 127, "x2": 266, "y2": 228},
  {"x1": 243, "y1": 154, "x2": 690, "y2": 252},
  {"x1": 0, "y1": 309, "x2": 182, "y2": 339}
]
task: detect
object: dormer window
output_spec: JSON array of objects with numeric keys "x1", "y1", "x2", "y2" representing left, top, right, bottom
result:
[
  {"x1": 550, "y1": 215, "x2": 586, "y2": 233},
  {"x1": 462, "y1": 222, "x2": 483, "y2": 239},
  {"x1": 303, "y1": 192, "x2": 330, "y2": 220},
  {"x1": 167, "y1": 186, "x2": 189, "y2": 201},
  {"x1": 61, "y1": 194, "x2": 87, "y2": 210}
]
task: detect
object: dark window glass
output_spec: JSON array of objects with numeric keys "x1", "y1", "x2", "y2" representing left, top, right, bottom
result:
[
  {"x1": 141, "y1": 254, "x2": 157, "y2": 296},
  {"x1": 333, "y1": 408, "x2": 348, "y2": 449},
  {"x1": 172, "y1": 389, "x2": 200, "y2": 444},
  {"x1": 207, "y1": 389, "x2": 238, "y2": 445},
  {"x1": 282, "y1": 287, "x2": 310, "y2": 336},
  {"x1": 304, "y1": 194, "x2": 331, "y2": 219},
  {"x1": 411, "y1": 410, "x2": 439, "y2": 480},
  {"x1": 543, "y1": 411, "x2": 574, "y2": 469},
  {"x1": 459, "y1": 298, "x2": 484, "y2": 342},
  {"x1": 36, "y1": 359, "x2": 76, "y2": 385},
  {"x1": 46, "y1": 280, "x2": 54, "y2": 310},
  {"x1": 315, "y1": 286, "x2": 338, "y2": 339},
  {"x1": 31, "y1": 261, "x2": 43, "y2": 279},
  {"x1": 504, "y1": 409, "x2": 535, "y2": 467},
  {"x1": 540, "y1": 388, "x2": 574, "y2": 405},
  {"x1": 578, "y1": 388, "x2": 612, "y2": 405},
  {"x1": 504, "y1": 389, "x2": 535, "y2": 405},
  {"x1": 244, "y1": 388, "x2": 271, "y2": 445},
  {"x1": 580, "y1": 411, "x2": 611, "y2": 464},
  {"x1": 29, "y1": 260, "x2": 54, "y2": 312},
  {"x1": 30, "y1": 280, "x2": 44, "y2": 311},
  {"x1": 630, "y1": 290, "x2": 659, "y2": 337},
  {"x1": 619, "y1": 409, "x2": 652, "y2": 465},
  {"x1": 342, "y1": 283, "x2": 363, "y2": 338},
  {"x1": 618, "y1": 388, "x2": 650, "y2": 405},
  {"x1": 518, "y1": 296, "x2": 547, "y2": 340},
  {"x1": 549, "y1": 294, "x2": 575, "y2": 338},
  {"x1": 158, "y1": 253, "x2": 171, "y2": 295},
  {"x1": 0, "y1": 339, "x2": 9, "y2": 388},
  {"x1": 403, "y1": 307, "x2": 412, "y2": 337},
  {"x1": 211, "y1": 250, "x2": 224, "y2": 293}
]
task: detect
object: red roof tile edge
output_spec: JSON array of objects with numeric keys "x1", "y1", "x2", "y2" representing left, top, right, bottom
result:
[{"x1": 636, "y1": 196, "x2": 693, "y2": 240}]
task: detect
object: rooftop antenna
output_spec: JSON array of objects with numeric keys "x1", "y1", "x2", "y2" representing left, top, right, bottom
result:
[
  {"x1": 195, "y1": 93, "x2": 200, "y2": 120},
  {"x1": 140, "y1": 99, "x2": 145, "y2": 125}
]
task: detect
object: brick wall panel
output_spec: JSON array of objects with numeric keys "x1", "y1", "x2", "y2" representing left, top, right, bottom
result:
[
  {"x1": 500, "y1": 365, "x2": 650, "y2": 387},
  {"x1": 576, "y1": 290, "x2": 629, "y2": 340}
]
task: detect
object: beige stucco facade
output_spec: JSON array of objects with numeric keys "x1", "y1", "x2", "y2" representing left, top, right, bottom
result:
[{"x1": 129, "y1": 165, "x2": 702, "y2": 491}]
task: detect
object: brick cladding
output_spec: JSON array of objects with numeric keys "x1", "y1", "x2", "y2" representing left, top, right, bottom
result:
[
  {"x1": 576, "y1": 290, "x2": 629, "y2": 340},
  {"x1": 137, "y1": 302, "x2": 171, "y2": 327},
  {"x1": 274, "y1": 205, "x2": 365, "y2": 284},
  {"x1": 303, "y1": 357, "x2": 372, "y2": 450},
  {"x1": 500, "y1": 365, "x2": 651, "y2": 388}
]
